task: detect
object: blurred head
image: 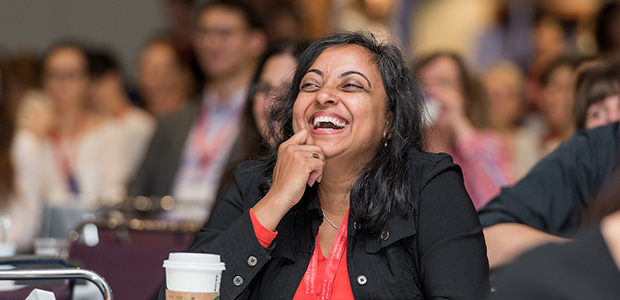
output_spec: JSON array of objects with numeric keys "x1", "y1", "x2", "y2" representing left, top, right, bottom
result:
[
  {"x1": 137, "y1": 36, "x2": 192, "y2": 115},
  {"x1": 533, "y1": 15, "x2": 565, "y2": 56},
  {"x1": 87, "y1": 49, "x2": 125, "y2": 113},
  {"x1": 166, "y1": 0, "x2": 194, "y2": 32},
  {"x1": 573, "y1": 62, "x2": 620, "y2": 129},
  {"x1": 42, "y1": 42, "x2": 90, "y2": 112},
  {"x1": 415, "y1": 52, "x2": 489, "y2": 129},
  {"x1": 192, "y1": 0, "x2": 266, "y2": 80},
  {"x1": 483, "y1": 61, "x2": 525, "y2": 130},
  {"x1": 249, "y1": 40, "x2": 305, "y2": 140},
  {"x1": 596, "y1": 2, "x2": 620, "y2": 55},
  {"x1": 540, "y1": 57, "x2": 575, "y2": 131}
]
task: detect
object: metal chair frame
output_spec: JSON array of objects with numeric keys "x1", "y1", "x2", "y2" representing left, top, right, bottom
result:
[{"x1": 0, "y1": 255, "x2": 113, "y2": 300}]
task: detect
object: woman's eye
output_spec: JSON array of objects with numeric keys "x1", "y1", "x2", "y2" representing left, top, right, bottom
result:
[
  {"x1": 342, "y1": 83, "x2": 363, "y2": 91},
  {"x1": 300, "y1": 82, "x2": 319, "y2": 91}
]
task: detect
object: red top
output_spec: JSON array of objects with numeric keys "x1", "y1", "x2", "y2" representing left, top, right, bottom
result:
[{"x1": 249, "y1": 209, "x2": 355, "y2": 299}]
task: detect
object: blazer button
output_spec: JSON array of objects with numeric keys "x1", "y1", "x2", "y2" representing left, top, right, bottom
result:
[
  {"x1": 247, "y1": 256, "x2": 257, "y2": 266},
  {"x1": 381, "y1": 230, "x2": 389, "y2": 241},
  {"x1": 233, "y1": 275, "x2": 243, "y2": 286},
  {"x1": 357, "y1": 275, "x2": 367, "y2": 285},
  {"x1": 353, "y1": 222, "x2": 361, "y2": 230}
]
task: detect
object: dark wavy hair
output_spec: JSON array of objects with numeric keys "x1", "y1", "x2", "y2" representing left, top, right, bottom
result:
[
  {"x1": 261, "y1": 32, "x2": 425, "y2": 232},
  {"x1": 573, "y1": 62, "x2": 620, "y2": 129}
]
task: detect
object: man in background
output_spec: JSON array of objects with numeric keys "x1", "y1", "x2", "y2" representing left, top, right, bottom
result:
[{"x1": 129, "y1": 0, "x2": 267, "y2": 222}]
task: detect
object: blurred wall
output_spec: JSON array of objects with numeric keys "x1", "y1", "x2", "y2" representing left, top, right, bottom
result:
[
  {"x1": 412, "y1": 0, "x2": 496, "y2": 61},
  {"x1": 0, "y1": 0, "x2": 167, "y2": 80}
]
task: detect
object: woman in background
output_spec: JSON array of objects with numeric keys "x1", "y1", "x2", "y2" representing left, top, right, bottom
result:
[
  {"x1": 483, "y1": 61, "x2": 542, "y2": 180},
  {"x1": 216, "y1": 39, "x2": 306, "y2": 200},
  {"x1": 573, "y1": 62, "x2": 620, "y2": 130},
  {"x1": 538, "y1": 57, "x2": 577, "y2": 155},
  {"x1": 416, "y1": 52, "x2": 514, "y2": 209},
  {"x1": 40, "y1": 41, "x2": 125, "y2": 208}
]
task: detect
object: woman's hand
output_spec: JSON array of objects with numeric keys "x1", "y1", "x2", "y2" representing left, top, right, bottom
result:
[
  {"x1": 252, "y1": 129, "x2": 325, "y2": 231},
  {"x1": 430, "y1": 84, "x2": 475, "y2": 142}
]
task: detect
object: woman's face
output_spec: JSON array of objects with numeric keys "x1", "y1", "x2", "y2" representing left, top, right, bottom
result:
[
  {"x1": 484, "y1": 72, "x2": 522, "y2": 129},
  {"x1": 292, "y1": 44, "x2": 389, "y2": 163},
  {"x1": 253, "y1": 53, "x2": 297, "y2": 138},
  {"x1": 541, "y1": 65, "x2": 574, "y2": 129},
  {"x1": 585, "y1": 94, "x2": 620, "y2": 129},
  {"x1": 419, "y1": 56, "x2": 461, "y2": 100},
  {"x1": 43, "y1": 47, "x2": 89, "y2": 111}
]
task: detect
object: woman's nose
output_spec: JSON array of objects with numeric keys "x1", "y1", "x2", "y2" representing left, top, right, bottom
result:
[{"x1": 315, "y1": 86, "x2": 338, "y2": 106}]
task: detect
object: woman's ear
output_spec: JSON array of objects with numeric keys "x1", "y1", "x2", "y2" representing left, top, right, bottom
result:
[{"x1": 383, "y1": 114, "x2": 393, "y2": 140}]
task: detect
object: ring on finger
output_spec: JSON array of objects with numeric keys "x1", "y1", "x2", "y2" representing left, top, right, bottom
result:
[{"x1": 311, "y1": 152, "x2": 320, "y2": 159}]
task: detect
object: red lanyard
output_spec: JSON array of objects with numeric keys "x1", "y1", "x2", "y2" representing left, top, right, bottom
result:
[
  {"x1": 191, "y1": 105, "x2": 238, "y2": 169},
  {"x1": 304, "y1": 210, "x2": 349, "y2": 300},
  {"x1": 51, "y1": 138, "x2": 80, "y2": 194}
]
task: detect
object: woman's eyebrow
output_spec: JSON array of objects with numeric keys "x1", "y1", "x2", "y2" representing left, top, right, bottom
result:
[
  {"x1": 306, "y1": 69, "x2": 322, "y2": 76},
  {"x1": 340, "y1": 71, "x2": 371, "y2": 88}
]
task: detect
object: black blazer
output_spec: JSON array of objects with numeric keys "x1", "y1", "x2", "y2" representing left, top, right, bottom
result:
[
  {"x1": 164, "y1": 149, "x2": 490, "y2": 299},
  {"x1": 128, "y1": 100, "x2": 200, "y2": 197}
]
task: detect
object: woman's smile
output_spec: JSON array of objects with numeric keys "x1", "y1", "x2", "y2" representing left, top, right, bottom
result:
[{"x1": 309, "y1": 111, "x2": 349, "y2": 134}]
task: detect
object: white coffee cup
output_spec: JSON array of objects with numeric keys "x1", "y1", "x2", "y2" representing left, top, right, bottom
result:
[{"x1": 163, "y1": 252, "x2": 226, "y2": 293}]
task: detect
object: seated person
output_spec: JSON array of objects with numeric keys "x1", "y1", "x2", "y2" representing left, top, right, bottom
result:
[
  {"x1": 129, "y1": 0, "x2": 267, "y2": 222},
  {"x1": 160, "y1": 32, "x2": 490, "y2": 299},
  {"x1": 479, "y1": 121, "x2": 620, "y2": 269},
  {"x1": 415, "y1": 52, "x2": 514, "y2": 209},
  {"x1": 489, "y1": 169, "x2": 620, "y2": 300},
  {"x1": 481, "y1": 60, "x2": 620, "y2": 269},
  {"x1": 573, "y1": 62, "x2": 620, "y2": 130}
]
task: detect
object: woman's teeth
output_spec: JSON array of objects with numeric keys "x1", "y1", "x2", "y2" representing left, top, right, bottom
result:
[{"x1": 313, "y1": 115, "x2": 347, "y2": 129}]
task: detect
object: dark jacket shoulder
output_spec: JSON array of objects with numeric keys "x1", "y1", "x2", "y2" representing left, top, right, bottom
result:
[{"x1": 407, "y1": 149, "x2": 461, "y2": 187}]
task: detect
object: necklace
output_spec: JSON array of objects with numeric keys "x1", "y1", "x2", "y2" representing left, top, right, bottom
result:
[{"x1": 323, "y1": 213, "x2": 339, "y2": 230}]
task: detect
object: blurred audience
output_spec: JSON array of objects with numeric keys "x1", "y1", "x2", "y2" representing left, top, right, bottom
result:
[
  {"x1": 88, "y1": 49, "x2": 156, "y2": 183},
  {"x1": 129, "y1": 0, "x2": 267, "y2": 222},
  {"x1": 337, "y1": 0, "x2": 397, "y2": 38},
  {"x1": 483, "y1": 61, "x2": 542, "y2": 180},
  {"x1": 216, "y1": 39, "x2": 305, "y2": 200},
  {"x1": 162, "y1": 0, "x2": 204, "y2": 92},
  {"x1": 0, "y1": 56, "x2": 42, "y2": 253},
  {"x1": 573, "y1": 62, "x2": 620, "y2": 130},
  {"x1": 263, "y1": 2, "x2": 302, "y2": 42},
  {"x1": 524, "y1": 14, "x2": 566, "y2": 110},
  {"x1": 39, "y1": 41, "x2": 125, "y2": 208},
  {"x1": 415, "y1": 52, "x2": 514, "y2": 209},
  {"x1": 136, "y1": 36, "x2": 194, "y2": 117},
  {"x1": 538, "y1": 57, "x2": 576, "y2": 155},
  {"x1": 595, "y1": 2, "x2": 620, "y2": 60},
  {"x1": 5, "y1": 51, "x2": 41, "y2": 110}
]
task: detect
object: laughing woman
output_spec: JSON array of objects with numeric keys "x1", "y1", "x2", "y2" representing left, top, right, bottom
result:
[{"x1": 170, "y1": 32, "x2": 489, "y2": 299}]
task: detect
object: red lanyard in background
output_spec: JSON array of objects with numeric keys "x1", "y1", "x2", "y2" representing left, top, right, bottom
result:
[
  {"x1": 51, "y1": 139, "x2": 80, "y2": 194},
  {"x1": 304, "y1": 210, "x2": 349, "y2": 300},
  {"x1": 191, "y1": 105, "x2": 238, "y2": 169}
]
